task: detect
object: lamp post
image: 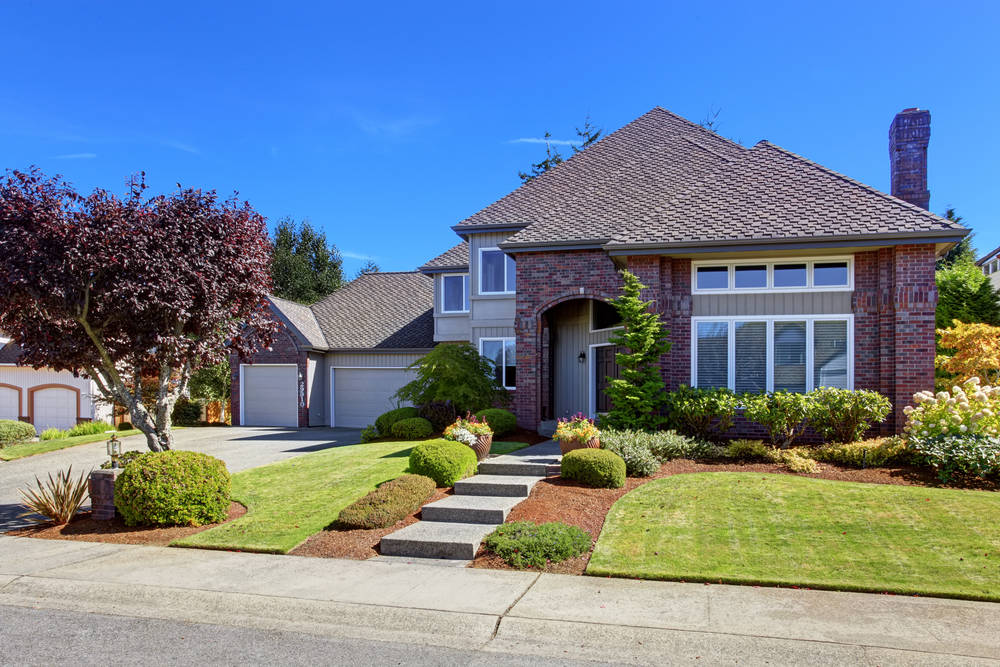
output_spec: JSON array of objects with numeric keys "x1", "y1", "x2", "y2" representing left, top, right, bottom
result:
[{"x1": 106, "y1": 431, "x2": 122, "y2": 469}]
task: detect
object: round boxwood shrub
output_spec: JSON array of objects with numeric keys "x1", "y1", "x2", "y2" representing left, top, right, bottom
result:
[
  {"x1": 408, "y1": 439, "x2": 477, "y2": 487},
  {"x1": 0, "y1": 419, "x2": 36, "y2": 447},
  {"x1": 375, "y1": 406, "x2": 419, "y2": 436},
  {"x1": 475, "y1": 408, "x2": 517, "y2": 437},
  {"x1": 337, "y1": 474, "x2": 436, "y2": 529},
  {"x1": 114, "y1": 451, "x2": 231, "y2": 526},
  {"x1": 561, "y1": 449, "x2": 626, "y2": 488},
  {"x1": 391, "y1": 416, "x2": 434, "y2": 440}
]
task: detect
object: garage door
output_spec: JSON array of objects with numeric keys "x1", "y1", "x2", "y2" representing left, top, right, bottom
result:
[
  {"x1": 0, "y1": 386, "x2": 19, "y2": 421},
  {"x1": 242, "y1": 365, "x2": 298, "y2": 427},
  {"x1": 32, "y1": 387, "x2": 78, "y2": 432},
  {"x1": 333, "y1": 368, "x2": 414, "y2": 428}
]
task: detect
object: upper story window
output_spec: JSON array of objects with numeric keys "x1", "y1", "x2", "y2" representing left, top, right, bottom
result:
[
  {"x1": 480, "y1": 248, "x2": 516, "y2": 294},
  {"x1": 441, "y1": 273, "x2": 469, "y2": 313},
  {"x1": 693, "y1": 257, "x2": 853, "y2": 294}
]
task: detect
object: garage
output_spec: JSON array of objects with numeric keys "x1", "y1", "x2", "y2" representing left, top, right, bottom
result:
[
  {"x1": 241, "y1": 364, "x2": 299, "y2": 427},
  {"x1": 30, "y1": 386, "x2": 79, "y2": 432},
  {"x1": 0, "y1": 385, "x2": 19, "y2": 421},
  {"x1": 331, "y1": 368, "x2": 414, "y2": 428}
]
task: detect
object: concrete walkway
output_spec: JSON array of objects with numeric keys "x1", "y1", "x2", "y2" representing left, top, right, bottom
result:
[{"x1": 1, "y1": 535, "x2": 997, "y2": 664}]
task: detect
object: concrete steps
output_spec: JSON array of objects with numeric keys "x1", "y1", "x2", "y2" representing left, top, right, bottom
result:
[
  {"x1": 379, "y1": 521, "x2": 496, "y2": 560},
  {"x1": 421, "y1": 495, "x2": 522, "y2": 524},
  {"x1": 453, "y1": 474, "x2": 542, "y2": 497}
]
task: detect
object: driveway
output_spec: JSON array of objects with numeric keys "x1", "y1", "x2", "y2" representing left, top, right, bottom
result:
[{"x1": 0, "y1": 426, "x2": 362, "y2": 531}]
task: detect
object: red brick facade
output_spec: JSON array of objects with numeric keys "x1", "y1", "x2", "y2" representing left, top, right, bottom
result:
[{"x1": 230, "y1": 325, "x2": 309, "y2": 427}]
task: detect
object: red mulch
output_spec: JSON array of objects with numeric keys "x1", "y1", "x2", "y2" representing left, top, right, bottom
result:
[
  {"x1": 290, "y1": 488, "x2": 451, "y2": 559},
  {"x1": 499, "y1": 428, "x2": 550, "y2": 446},
  {"x1": 8, "y1": 501, "x2": 246, "y2": 546},
  {"x1": 471, "y1": 459, "x2": 1000, "y2": 575}
]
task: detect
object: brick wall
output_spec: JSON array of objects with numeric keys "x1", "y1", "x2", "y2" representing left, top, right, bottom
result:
[
  {"x1": 230, "y1": 324, "x2": 309, "y2": 427},
  {"x1": 889, "y1": 108, "x2": 931, "y2": 210}
]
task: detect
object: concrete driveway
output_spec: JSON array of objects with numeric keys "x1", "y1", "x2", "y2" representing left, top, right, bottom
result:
[{"x1": 0, "y1": 426, "x2": 362, "y2": 531}]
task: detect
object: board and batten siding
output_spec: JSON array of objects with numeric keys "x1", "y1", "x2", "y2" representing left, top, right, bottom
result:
[
  {"x1": 549, "y1": 300, "x2": 620, "y2": 419},
  {"x1": 307, "y1": 353, "x2": 326, "y2": 426},
  {"x1": 325, "y1": 352, "x2": 426, "y2": 368},
  {"x1": 691, "y1": 291, "x2": 853, "y2": 317},
  {"x1": 469, "y1": 231, "x2": 517, "y2": 329}
]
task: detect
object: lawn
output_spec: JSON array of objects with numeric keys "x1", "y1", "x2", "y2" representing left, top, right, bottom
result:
[
  {"x1": 174, "y1": 439, "x2": 526, "y2": 554},
  {"x1": 0, "y1": 430, "x2": 141, "y2": 461},
  {"x1": 587, "y1": 472, "x2": 1000, "y2": 602}
]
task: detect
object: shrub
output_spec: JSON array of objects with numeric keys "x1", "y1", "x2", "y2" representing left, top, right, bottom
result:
[
  {"x1": 360, "y1": 424, "x2": 379, "y2": 443},
  {"x1": 375, "y1": 407, "x2": 419, "y2": 437},
  {"x1": 561, "y1": 449, "x2": 626, "y2": 488},
  {"x1": 807, "y1": 388, "x2": 892, "y2": 443},
  {"x1": 0, "y1": 419, "x2": 36, "y2": 447},
  {"x1": 908, "y1": 434, "x2": 1000, "y2": 482},
  {"x1": 171, "y1": 398, "x2": 203, "y2": 426},
  {"x1": 742, "y1": 391, "x2": 812, "y2": 447},
  {"x1": 645, "y1": 430, "x2": 710, "y2": 461},
  {"x1": 99, "y1": 449, "x2": 146, "y2": 470},
  {"x1": 395, "y1": 343, "x2": 509, "y2": 414},
  {"x1": 418, "y1": 401, "x2": 456, "y2": 431},
  {"x1": 336, "y1": 474, "x2": 436, "y2": 529},
  {"x1": 391, "y1": 417, "x2": 434, "y2": 440},
  {"x1": 475, "y1": 408, "x2": 517, "y2": 437},
  {"x1": 65, "y1": 420, "x2": 114, "y2": 437},
  {"x1": 408, "y1": 439, "x2": 478, "y2": 487},
  {"x1": 783, "y1": 451, "x2": 821, "y2": 474},
  {"x1": 115, "y1": 451, "x2": 231, "y2": 526},
  {"x1": 723, "y1": 439, "x2": 820, "y2": 473},
  {"x1": 117, "y1": 421, "x2": 134, "y2": 431},
  {"x1": 724, "y1": 439, "x2": 771, "y2": 461},
  {"x1": 17, "y1": 466, "x2": 90, "y2": 524},
  {"x1": 937, "y1": 321, "x2": 1000, "y2": 386},
  {"x1": 904, "y1": 378, "x2": 1000, "y2": 446},
  {"x1": 600, "y1": 429, "x2": 660, "y2": 477},
  {"x1": 811, "y1": 437, "x2": 910, "y2": 468},
  {"x1": 40, "y1": 428, "x2": 66, "y2": 441},
  {"x1": 665, "y1": 386, "x2": 738, "y2": 440},
  {"x1": 483, "y1": 520, "x2": 591, "y2": 569}
]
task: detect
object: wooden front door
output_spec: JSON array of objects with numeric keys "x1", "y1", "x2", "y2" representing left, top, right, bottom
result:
[{"x1": 595, "y1": 345, "x2": 622, "y2": 413}]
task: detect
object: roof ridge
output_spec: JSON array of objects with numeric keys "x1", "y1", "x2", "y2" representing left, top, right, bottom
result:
[{"x1": 648, "y1": 106, "x2": 744, "y2": 150}]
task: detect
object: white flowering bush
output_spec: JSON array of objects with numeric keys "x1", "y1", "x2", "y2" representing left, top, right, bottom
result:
[{"x1": 448, "y1": 426, "x2": 478, "y2": 448}]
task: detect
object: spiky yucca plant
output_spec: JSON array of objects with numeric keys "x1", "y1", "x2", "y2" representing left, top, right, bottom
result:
[{"x1": 18, "y1": 466, "x2": 90, "y2": 524}]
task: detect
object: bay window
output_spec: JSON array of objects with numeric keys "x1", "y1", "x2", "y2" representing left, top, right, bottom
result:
[
  {"x1": 441, "y1": 273, "x2": 469, "y2": 313},
  {"x1": 481, "y1": 337, "x2": 516, "y2": 389},
  {"x1": 693, "y1": 316, "x2": 852, "y2": 393},
  {"x1": 480, "y1": 248, "x2": 516, "y2": 294}
]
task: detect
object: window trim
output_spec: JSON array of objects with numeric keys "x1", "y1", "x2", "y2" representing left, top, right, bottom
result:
[
  {"x1": 479, "y1": 336, "x2": 516, "y2": 390},
  {"x1": 588, "y1": 342, "x2": 615, "y2": 418},
  {"x1": 478, "y1": 247, "x2": 516, "y2": 295},
  {"x1": 690, "y1": 314, "x2": 854, "y2": 393},
  {"x1": 440, "y1": 273, "x2": 470, "y2": 313},
  {"x1": 691, "y1": 256, "x2": 854, "y2": 294}
]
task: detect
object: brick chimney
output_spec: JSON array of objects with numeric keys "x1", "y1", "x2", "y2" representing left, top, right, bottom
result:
[{"x1": 889, "y1": 108, "x2": 930, "y2": 210}]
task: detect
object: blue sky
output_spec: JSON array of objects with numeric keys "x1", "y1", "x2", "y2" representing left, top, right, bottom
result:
[{"x1": 2, "y1": 1, "x2": 997, "y2": 274}]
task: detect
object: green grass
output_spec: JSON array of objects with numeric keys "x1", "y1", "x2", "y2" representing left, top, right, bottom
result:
[
  {"x1": 0, "y1": 430, "x2": 141, "y2": 461},
  {"x1": 490, "y1": 440, "x2": 530, "y2": 456},
  {"x1": 587, "y1": 472, "x2": 1000, "y2": 602}
]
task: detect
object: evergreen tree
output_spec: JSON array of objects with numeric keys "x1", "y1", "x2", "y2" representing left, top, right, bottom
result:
[
  {"x1": 354, "y1": 259, "x2": 380, "y2": 279},
  {"x1": 518, "y1": 117, "x2": 603, "y2": 183},
  {"x1": 936, "y1": 254, "x2": 1000, "y2": 329},
  {"x1": 270, "y1": 217, "x2": 344, "y2": 304},
  {"x1": 936, "y1": 209, "x2": 975, "y2": 270}
]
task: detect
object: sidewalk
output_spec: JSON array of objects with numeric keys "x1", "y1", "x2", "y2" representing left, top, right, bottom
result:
[{"x1": 1, "y1": 534, "x2": 997, "y2": 664}]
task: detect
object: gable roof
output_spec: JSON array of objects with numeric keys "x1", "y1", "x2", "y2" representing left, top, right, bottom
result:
[
  {"x1": 0, "y1": 340, "x2": 22, "y2": 364},
  {"x1": 978, "y1": 246, "x2": 1000, "y2": 266},
  {"x1": 267, "y1": 296, "x2": 328, "y2": 350},
  {"x1": 309, "y1": 272, "x2": 434, "y2": 350},
  {"x1": 418, "y1": 241, "x2": 469, "y2": 273}
]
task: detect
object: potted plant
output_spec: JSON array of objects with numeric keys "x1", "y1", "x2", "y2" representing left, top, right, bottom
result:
[
  {"x1": 554, "y1": 413, "x2": 600, "y2": 455},
  {"x1": 443, "y1": 413, "x2": 494, "y2": 461}
]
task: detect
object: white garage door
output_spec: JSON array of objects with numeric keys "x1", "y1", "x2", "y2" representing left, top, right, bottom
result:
[
  {"x1": 333, "y1": 368, "x2": 414, "y2": 428},
  {"x1": 0, "y1": 387, "x2": 19, "y2": 421},
  {"x1": 32, "y1": 387, "x2": 77, "y2": 432},
  {"x1": 242, "y1": 365, "x2": 298, "y2": 427}
]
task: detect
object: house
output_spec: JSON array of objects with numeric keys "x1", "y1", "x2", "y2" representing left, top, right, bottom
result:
[
  {"x1": 978, "y1": 246, "x2": 1000, "y2": 290},
  {"x1": 234, "y1": 106, "x2": 968, "y2": 433},
  {"x1": 0, "y1": 334, "x2": 112, "y2": 432}
]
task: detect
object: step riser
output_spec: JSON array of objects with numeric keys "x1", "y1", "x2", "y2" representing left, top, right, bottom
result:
[
  {"x1": 379, "y1": 538, "x2": 479, "y2": 560},
  {"x1": 422, "y1": 506, "x2": 508, "y2": 524},
  {"x1": 454, "y1": 482, "x2": 533, "y2": 497},
  {"x1": 477, "y1": 462, "x2": 553, "y2": 476}
]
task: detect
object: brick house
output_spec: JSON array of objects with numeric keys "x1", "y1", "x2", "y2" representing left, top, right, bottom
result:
[{"x1": 235, "y1": 106, "x2": 967, "y2": 434}]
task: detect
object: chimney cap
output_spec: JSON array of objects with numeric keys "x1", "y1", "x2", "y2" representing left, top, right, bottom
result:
[{"x1": 900, "y1": 107, "x2": 921, "y2": 113}]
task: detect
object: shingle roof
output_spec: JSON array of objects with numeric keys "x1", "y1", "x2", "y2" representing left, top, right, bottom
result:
[
  {"x1": 418, "y1": 242, "x2": 469, "y2": 272},
  {"x1": 978, "y1": 246, "x2": 1000, "y2": 266},
  {"x1": 457, "y1": 107, "x2": 746, "y2": 246},
  {"x1": 0, "y1": 340, "x2": 22, "y2": 364},
  {"x1": 309, "y1": 272, "x2": 434, "y2": 350},
  {"x1": 267, "y1": 296, "x2": 328, "y2": 349},
  {"x1": 607, "y1": 141, "x2": 967, "y2": 248}
]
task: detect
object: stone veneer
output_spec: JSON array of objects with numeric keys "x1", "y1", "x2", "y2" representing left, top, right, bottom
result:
[{"x1": 230, "y1": 325, "x2": 309, "y2": 427}]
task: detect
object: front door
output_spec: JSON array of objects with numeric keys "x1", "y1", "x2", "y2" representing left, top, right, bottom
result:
[{"x1": 595, "y1": 345, "x2": 622, "y2": 414}]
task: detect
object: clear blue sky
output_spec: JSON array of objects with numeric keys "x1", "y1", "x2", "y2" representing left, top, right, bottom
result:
[{"x1": 2, "y1": 1, "x2": 997, "y2": 274}]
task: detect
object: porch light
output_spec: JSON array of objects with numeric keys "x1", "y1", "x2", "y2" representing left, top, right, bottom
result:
[
  {"x1": 578, "y1": 351, "x2": 586, "y2": 364},
  {"x1": 106, "y1": 432, "x2": 122, "y2": 469}
]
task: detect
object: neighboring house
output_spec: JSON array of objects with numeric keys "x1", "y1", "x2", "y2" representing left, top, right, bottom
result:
[
  {"x1": 0, "y1": 334, "x2": 112, "y2": 432},
  {"x1": 978, "y1": 246, "x2": 1000, "y2": 290},
  {"x1": 236, "y1": 106, "x2": 968, "y2": 434}
]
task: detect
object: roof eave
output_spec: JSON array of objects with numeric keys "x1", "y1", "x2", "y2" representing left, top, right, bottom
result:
[
  {"x1": 499, "y1": 239, "x2": 610, "y2": 252},
  {"x1": 451, "y1": 223, "x2": 530, "y2": 238},
  {"x1": 325, "y1": 347, "x2": 435, "y2": 354},
  {"x1": 418, "y1": 264, "x2": 469, "y2": 275}
]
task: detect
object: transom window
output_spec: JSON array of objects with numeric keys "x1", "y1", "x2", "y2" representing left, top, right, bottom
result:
[
  {"x1": 692, "y1": 316, "x2": 852, "y2": 393},
  {"x1": 479, "y1": 248, "x2": 516, "y2": 294},
  {"x1": 591, "y1": 300, "x2": 623, "y2": 331},
  {"x1": 693, "y1": 257, "x2": 852, "y2": 293},
  {"x1": 481, "y1": 337, "x2": 516, "y2": 389},
  {"x1": 441, "y1": 273, "x2": 469, "y2": 313}
]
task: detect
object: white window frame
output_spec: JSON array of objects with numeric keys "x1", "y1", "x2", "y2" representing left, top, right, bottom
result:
[
  {"x1": 478, "y1": 247, "x2": 516, "y2": 295},
  {"x1": 690, "y1": 314, "x2": 854, "y2": 393},
  {"x1": 440, "y1": 273, "x2": 470, "y2": 313},
  {"x1": 589, "y1": 300, "x2": 624, "y2": 333},
  {"x1": 479, "y1": 336, "x2": 516, "y2": 390},
  {"x1": 691, "y1": 255, "x2": 854, "y2": 294}
]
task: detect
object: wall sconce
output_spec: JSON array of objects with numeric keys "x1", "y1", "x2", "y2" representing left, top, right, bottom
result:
[{"x1": 578, "y1": 351, "x2": 587, "y2": 364}]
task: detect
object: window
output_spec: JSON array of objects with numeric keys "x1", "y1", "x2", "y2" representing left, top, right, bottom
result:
[
  {"x1": 481, "y1": 337, "x2": 516, "y2": 389},
  {"x1": 692, "y1": 316, "x2": 852, "y2": 393},
  {"x1": 441, "y1": 274, "x2": 469, "y2": 313},
  {"x1": 691, "y1": 257, "x2": 853, "y2": 293},
  {"x1": 480, "y1": 248, "x2": 516, "y2": 294},
  {"x1": 591, "y1": 300, "x2": 623, "y2": 331}
]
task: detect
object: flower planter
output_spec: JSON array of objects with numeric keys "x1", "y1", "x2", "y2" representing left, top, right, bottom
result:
[
  {"x1": 470, "y1": 433, "x2": 493, "y2": 461},
  {"x1": 557, "y1": 436, "x2": 600, "y2": 455}
]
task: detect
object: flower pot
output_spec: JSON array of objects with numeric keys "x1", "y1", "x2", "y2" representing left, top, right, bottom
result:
[
  {"x1": 557, "y1": 436, "x2": 600, "y2": 455},
  {"x1": 470, "y1": 433, "x2": 493, "y2": 461}
]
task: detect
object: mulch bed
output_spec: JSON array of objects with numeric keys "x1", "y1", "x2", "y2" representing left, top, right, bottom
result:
[
  {"x1": 290, "y1": 488, "x2": 451, "y2": 559},
  {"x1": 471, "y1": 459, "x2": 1000, "y2": 575},
  {"x1": 500, "y1": 428, "x2": 550, "y2": 446},
  {"x1": 8, "y1": 501, "x2": 246, "y2": 546}
]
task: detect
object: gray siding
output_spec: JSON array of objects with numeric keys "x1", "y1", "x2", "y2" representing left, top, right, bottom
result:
[
  {"x1": 692, "y1": 291, "x2": 853, "y2": 317},
  {"x1": 307, "y1": 352, "x2": 327, "y2": 426},
  {"x1": 435, "y1": 314, "x2": 471, "y2": 341},
  {"x1": 473, "y1": 326, "x2": 516, "y2": 343},
  {"x1": 469, "y1": 231, "x2": 516, "y2": 333},
  {"x1": 550, "y1": 300, "x2": 621, "y2": 418},
  {"x1": 326, "y1": 352, "x2": 426, "y2": 368}
]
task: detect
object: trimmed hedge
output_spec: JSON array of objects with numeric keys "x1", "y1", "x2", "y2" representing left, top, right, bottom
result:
[
  {"x1": 561, "y1": 449, "x2": 626, "y2": 488},
  {"x1": 391, "y1": 417, "x2": 434, "y2": 440},
  {"x1": 114, "y1": 451, "x2": 231, "y2": 526},
  {"x1": 475, "y1": 408, "x2": 517, "y2": 437},
  {"x1": 336, "y1": 474, "x2": 436, "y2": 529},
  {"x1": 811, "y1": 437, "x2": 910, "y2": 468},
  {"x1": 408, "y1": 439, "x2": 477, "y2": 487},
  {"x1": 483, "y1": 520, "x2": 591, "y2": 569},
  {"x1": 0, "y1": 419, "x2": 35, "y2": 447},
  {"x1": 375, "y1": 407, "x2": 419, "y2": 436}
]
